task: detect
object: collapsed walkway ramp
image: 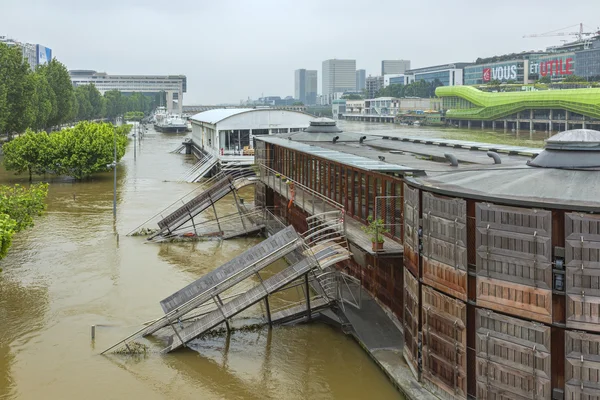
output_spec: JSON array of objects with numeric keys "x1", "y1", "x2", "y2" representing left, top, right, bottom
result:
[
  {"x1": 162, "y1": 243, "x2": 350, "y2": 353},
  {"x1": 102, "y1": 226, "x2": 304, "y2": 355},
  {"x1": 179, "y1": 154, "x2": 218, "y2": 183}
]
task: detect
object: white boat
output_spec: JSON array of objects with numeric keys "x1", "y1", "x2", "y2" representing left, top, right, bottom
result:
[{"x1": 155, "y1": 112, "x2": 188, "y2": 133}]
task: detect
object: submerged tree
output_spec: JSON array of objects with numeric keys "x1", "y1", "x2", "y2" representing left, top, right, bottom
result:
[{"x1": 3, "y1": 130, "x2": 53, "y2": 181}]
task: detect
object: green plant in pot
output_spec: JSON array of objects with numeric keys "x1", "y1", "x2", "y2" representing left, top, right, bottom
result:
[{"x1": 361, "y1": 216, "x2": 389, "y2": 252}]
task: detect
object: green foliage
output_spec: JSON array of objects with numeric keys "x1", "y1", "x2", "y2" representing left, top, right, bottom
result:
[
  {"x1": 0, "y1": 213, "x2": 17, "y2": 260},
  {"x1": 29, "y1": 73, "x2": 57, "y2": 131},
  {"x1": 3, "y1": 130, "x2": 52, "y2": 181},
  {"x1": 0, "y1": 183, "x2": 48, "y2": 232},
  {"x1": 74, "y1": 84, "x2": 105, "y2": 121},
  {"x1": 361, "y1": 216, "x2": 389, "y2": 243},
  {"x1": 124, "y1": 111, "x2": 144, "y2": 121},
  {"x1": 38, "y1": 59, "x2": 75, "y2": 128},
  {"x1": 0, "y1": 183, "x2": 48, "y2": 260},
  {"x1": 4, "y1": 122, "x2": 128, "y2": 180},
  {"x1": 51, "y1": 122, "x2": 127, "y2": 179},
  {"x1": 536, "y1": 76, "x2": 551, "y2": 84},
  {"x1": 104, "y1": 90, "x2": 125, "y2": 120},
  {"x1": 563, "y1": 75, "x2": 587, "y2": 83},
  {"x1": 0, "y1": 43, "x2": 35, "y2": 135},
  {"x1": 341, "y1": 94, "x2": 363, "y2": 100},
  {"x1": 375, "y1": 79, "x2": 444, "y2": 99}
]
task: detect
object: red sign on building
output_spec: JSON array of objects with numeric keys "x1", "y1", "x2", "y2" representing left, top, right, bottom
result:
[
  {"x1": 482, "y1": 68, "x2": 491, "y2": 82},
  {"x1": 539, "y1": 58, "x2": 574, "y2": 77}
]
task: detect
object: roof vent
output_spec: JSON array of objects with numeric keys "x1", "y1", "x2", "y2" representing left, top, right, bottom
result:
[
  {"x1": 487, "y1": 151, "x2": 501, "y2": 164},
  {"x1": 528, "y1": 129, "x2": 600, "y2": 170},
  {"x1": 332, "y1": 136, "x2": 339, "y2": 143},
  {"x1": 305, "y1": 118, "x2": 343, "y2": 134},
  {"x1": 359, "y1": 136, "x2": 366, "y2": 144}
]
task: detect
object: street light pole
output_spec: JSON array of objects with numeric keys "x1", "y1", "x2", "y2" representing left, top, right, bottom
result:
[{"x1": 113, "y1": 127, "x2": 117, "y2": 219}]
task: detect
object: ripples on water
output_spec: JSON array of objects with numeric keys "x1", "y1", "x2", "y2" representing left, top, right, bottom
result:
[{"x1": 0, "y1": 126, "x2": 408, "y2": 399}]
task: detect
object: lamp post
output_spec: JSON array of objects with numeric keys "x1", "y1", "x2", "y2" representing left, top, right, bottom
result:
[{"x1": 107, "y1": 129, "x2": 117, "y2": 219}]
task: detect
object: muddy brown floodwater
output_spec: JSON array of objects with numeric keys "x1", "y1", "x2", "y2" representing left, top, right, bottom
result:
[{"x1": 0, "y1": 125, "x2": 406, "y2": 400}]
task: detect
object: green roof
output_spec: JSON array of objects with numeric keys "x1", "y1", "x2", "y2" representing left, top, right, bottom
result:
[{"x1": 436, "y1": 86, "x2": 600, "y2": 120}]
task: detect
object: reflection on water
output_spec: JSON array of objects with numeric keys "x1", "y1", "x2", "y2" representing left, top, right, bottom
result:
[{"x1": 0, "y1": 127, "x2": 404, "y2": 399}]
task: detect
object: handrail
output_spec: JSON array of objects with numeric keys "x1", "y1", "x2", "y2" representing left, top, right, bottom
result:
[{"x1": 258, "y1": 164, "x2": 344, "y2": 211}]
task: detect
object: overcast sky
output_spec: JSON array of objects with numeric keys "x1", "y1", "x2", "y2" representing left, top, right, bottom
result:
[{"x1": 2, "y1": 0, "x2": 600, "y2": 104}]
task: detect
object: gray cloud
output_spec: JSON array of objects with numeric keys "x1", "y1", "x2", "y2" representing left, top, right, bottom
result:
[{"x1": 2, "y1": 0, "x2": 599, "y2": 103}]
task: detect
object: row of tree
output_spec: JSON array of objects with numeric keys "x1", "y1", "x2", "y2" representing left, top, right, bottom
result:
[
  {"x1": 3, "y1": 122, "x2": 131, "y2": 181},
  {"x1": 0, "y1": 42, "x2": 164, "y2": 134},
  {"x1": 375, "y1": 79, "x2": 445, "y2": 99},
  {"x1": 0, "y1": 42, "x2": 75, "y2": 135}
]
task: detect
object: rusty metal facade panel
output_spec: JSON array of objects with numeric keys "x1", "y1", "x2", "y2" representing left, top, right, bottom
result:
[
  {"x1": 476, "y1": 203, "x2": 553, "y2": 323},
  {"x1": 421, "y1": 285, "x2": 467, "y2": 400},
  {"x1": 565, "y1": 330, "x2": 600, "y2": 399},
  {"x1": 422, "y1": 192, "x2": 468, "y2": 301},
  {"x1": 404, "y1": 183, "x2": 420, "y2": 277},
  {"x1": 475, "y1": 309, "x2": 551, "y2": 400},
  {"x1": 566, "y1": 212, "x2": 600, "y2": 331},
  {"x1": 403, "y1": 268, "x2": 420, "y2": 378}
]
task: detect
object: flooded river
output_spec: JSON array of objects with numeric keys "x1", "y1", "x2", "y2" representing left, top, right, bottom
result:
[
  {"x1": 0, "y1": 122, "x2": 545, "y2": 400},
  {"x1": 0, "y1": 125, "x2": 407, "y2": 400}
]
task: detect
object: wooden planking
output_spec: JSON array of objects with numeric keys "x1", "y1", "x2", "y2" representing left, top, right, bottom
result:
[
  {"x1": 476, "y1": 203, "x2": 551, "y2": 237},
  {"x1": 475, "y1": 358, "x2": 551, "y2": 400},
  {"x1": 565, "y1": 330, "x2": 600, "y2": 400},
  {"x1": 476, "y1": 276, "x2": 552, "y2": 324},
  {"x1": 566, "y1": 212, "x2": 600, "y2": 332},
  {"x1": 403, "y1": 184, "x2": 420, "y2": 277},
  {"x1": 403, "y1": 267, "x2": 420, "y2": 378},
  {"x1": 422, "y1": 192, "x2": 468, "y2": 300},
  {"x1": 422, "y1": 285, "x2": 467, "y2": 400},
  {"x1": 423, "y1": 257, "x2": 468, "y2": 301},
  {"x1": 475, "y1": 309, "x2": 551, "y2": 400}
]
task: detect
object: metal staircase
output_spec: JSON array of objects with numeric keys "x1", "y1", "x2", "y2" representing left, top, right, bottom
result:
[
  {"x1": 103, "y1": 211, "x2": 352, "y2": 356},
  {"x1": 179, "y1": 154, "x2": 218, "y2": 183}
]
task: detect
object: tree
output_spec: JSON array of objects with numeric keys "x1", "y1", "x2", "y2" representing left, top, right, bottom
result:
[
  {"x1": 3, "y1": 130, "x2": 53, "y2": 181},
  {"x1": 104, "y1": 90, "x2": 124, "y2": 120},
  {"x1": 292, "y1": 101, "x2": 304, "y2": 106},
  {"x1": 0, "y1": 43, "x2": 35, "y2": 135},
  {"x1": 38, "y1": 59, "x2": 75, "y2": 128},
  {"x1": 563, "y1": 75, "x2": 587, "y2": 83},
  {"x1": 0, "y1": 183, "x2": 48, "y2": 232},
  {"x1": 536, "y1": 76, "x2": 551, "y2": 84},
  {"x1": 0, "y1": 183, "x2": 48, "y2": 260},
  {"x1": 52, "y1": 122, "x2": 127, "y2": 179},
  {"x1": 29, "y1": 73, "x2": 57, "y2": 131},
  {"x1": 341, "y1": 94, "x2": 363, "y2": 100}
]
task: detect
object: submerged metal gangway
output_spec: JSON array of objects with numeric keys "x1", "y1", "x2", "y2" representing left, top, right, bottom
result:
[
  {"x1": 103, "y1": 211, "x2": 351, "y2": 355},
  {"x1": 144, "y1": 167, "x2": 258, "y2": 240}
]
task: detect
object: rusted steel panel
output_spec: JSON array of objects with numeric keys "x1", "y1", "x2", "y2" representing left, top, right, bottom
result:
[
  {"x1": 475, "y1": 309, "x2": 551, "y2": 400},
  {"x1": 422, "y1": 286, "x2": 467, "y2": 400},
  {"x1": 566, "y1": 212, "x2": 600, "y2": 332},
  {"x1": 476, "y1": 276, "x2": 552, "y2": 323},
  {"x1": 403, "y1": 184, "x2": 420, "y2": 277},
  {"x1": 423, "y1": 257, "x2": 468, "y2": 301},
  {"x1": 403, "y1": 267, "x2": 420, "y2": 378},
  {"x1": 565, "y1": 330, "x2": 600, "y2": 400}
]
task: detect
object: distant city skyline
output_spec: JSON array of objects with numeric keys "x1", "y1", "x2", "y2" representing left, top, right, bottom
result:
[{"x1": 2, "y1": 0, "x2": 599, "y2": 103}]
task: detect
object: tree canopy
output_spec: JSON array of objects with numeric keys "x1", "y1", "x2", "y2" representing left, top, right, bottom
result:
[
  {"x1": 4, "y1": 122, "x2": 130, "y2": 180},
  {"x1": 0, "y1": 183, "x2": 48, "y2": 260},
  {"x1": 375, "y1": 79, "x2": 444, "y2": 99}
]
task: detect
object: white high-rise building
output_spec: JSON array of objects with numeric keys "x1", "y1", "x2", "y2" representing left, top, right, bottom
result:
[
  {"x1": 322, "y1": 59, "x2": 356, "y2": 104},
  {"x1": 381, "y1": 60, "x2": 411, "y2": 75},
  {"x1": 294, "y1": 69, "x2": 318, "y2": 105}
]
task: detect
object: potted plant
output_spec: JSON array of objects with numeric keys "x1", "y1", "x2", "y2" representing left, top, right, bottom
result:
[{"x1": 361, "y1": 216, "x2": 389, "y2": 252}]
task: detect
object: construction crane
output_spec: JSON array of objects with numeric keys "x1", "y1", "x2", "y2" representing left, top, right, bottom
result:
[{"x1": 523, "y1": 23, "x2": 600, "y2": 42}]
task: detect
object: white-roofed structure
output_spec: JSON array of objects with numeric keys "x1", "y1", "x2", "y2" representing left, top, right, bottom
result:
[{"x1": 190, "y1": 108, "x2": 314, "y2": 166}]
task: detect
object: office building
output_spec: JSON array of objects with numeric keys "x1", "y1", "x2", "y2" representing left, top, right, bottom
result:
[
  {"x1": 69, "y1": 70, "x2": 187, "y2": 114},
  {"x1": 356, "y1": 69, "x2": 366, "y2": 91},
  {"x1": 381, "y1": 60, "x2": 411, "y2": 75},
  {"x1": 365, "y1": 76, "x2": 384, "y2": 99},
  {"x1": 406, "y1": 63, "x2": 470, "y2": 86},
  {"x1": 294, "y1": 69, "x2": 318, "y2": 105},
  {"x1": 1, "y1": 35, "x2": 52, "y2": 70},
  {"x1": 322, "y1": 59, "x2": 356, "y2": 103},
  {"x1": 384, "y1": 74, "x2": 408, "y2": 87}
]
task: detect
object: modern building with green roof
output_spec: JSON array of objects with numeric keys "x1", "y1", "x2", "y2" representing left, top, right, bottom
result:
[{"x1": 436, "y1": 85, "x2": 600, "y2": 132}]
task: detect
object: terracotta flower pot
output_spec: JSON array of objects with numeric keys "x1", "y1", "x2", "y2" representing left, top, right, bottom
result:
[{"x1": 372, "y1": 241, "x2": 384, "y2": 252}]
